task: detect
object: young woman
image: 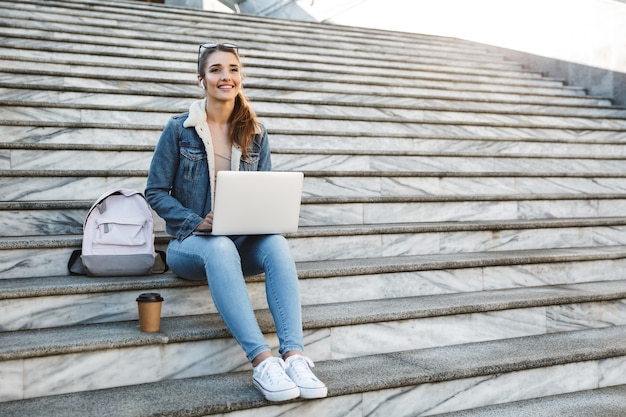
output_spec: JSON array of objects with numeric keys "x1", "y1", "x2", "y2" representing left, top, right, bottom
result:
[{"x1": 145, "y1": 42, "x2": 327, "y2": 402}]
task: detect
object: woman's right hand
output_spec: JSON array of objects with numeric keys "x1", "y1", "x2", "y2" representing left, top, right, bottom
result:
[{"x1": 195, "y1": 211, "x2": 214, "y2": 232}]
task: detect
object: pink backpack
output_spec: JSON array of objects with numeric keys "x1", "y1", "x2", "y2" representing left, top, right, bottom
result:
[{"x1": 69, "y1": 188, "x2": 166, "y2": 276}]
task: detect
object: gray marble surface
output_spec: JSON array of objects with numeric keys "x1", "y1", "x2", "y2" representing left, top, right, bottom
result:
[
  {"x1": 3, "y1": 282, "x2": 626, "y2": 402},
  {"x1": 3, "y1": 0, "x2": 626, "y2": 412}
]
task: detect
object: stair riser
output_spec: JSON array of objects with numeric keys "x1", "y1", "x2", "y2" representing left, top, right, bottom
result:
[
  {"x1": 302, "y1": 259, "x2": 626, "y2": 304},
  {"x1": 2, "y1": 257, "x2": 625, "y2": 330},
  {"x1": 289, "y1": 225, "x2": 626, "y2": 261},
  {"x1": 275, "y1": 136, "x2": 626, "y2": 156},
  {"x1": 266, "y1": 118, "x2": 626, "y2": 141},
  {"x1": 0, "y1": 125, "x2": 159, "y2": 147},
  {"x1": 0, "y1": 177, "x2": 149, "y2": 202},
  {"x1": 5, "y1": 131, "x2": 626, "y2": 158},
  {"x1": 5, "y1": 149, "x2": 626, "y2": 173},
  {"x1": 5, "y1": 174, "x2": 626, "y2": 202},
  {"x1": 6, "y1": 105, "x2": 625, "y2": 132},
  {"x1": 301, "y1": 199, "x2": 626, "y2": 225},
  {"x1": 2, "y1": 302, "x2": 625, "y2": 402},
  {"x1": 5, "y1": 126, "x2": 626, "y2": 155},
  {"x1": 275, "y1": 154, "x2": 626, "y2": 174},
  {"x1": 2, "y1": 88, "x2": 624, "y2": 121}
]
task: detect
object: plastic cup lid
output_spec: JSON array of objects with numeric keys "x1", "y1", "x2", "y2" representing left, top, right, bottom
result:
[{"x1": 136, "y1": 292, "x2": 164, "y2": 302}]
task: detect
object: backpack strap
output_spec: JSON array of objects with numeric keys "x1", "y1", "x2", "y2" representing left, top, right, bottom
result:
[
  {"x1": 68, "y1": 249, "x2": 86, "y2": 275},
  {"x1": 153, "y1": 250, "x2": 169, "y2": 273}
]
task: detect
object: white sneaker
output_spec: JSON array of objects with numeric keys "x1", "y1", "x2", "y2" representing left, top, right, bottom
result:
[
  {"x1": 284, "y1": 355, "x2": 328, "y2": 399},
  {"x1": 253, "y1": 357, "x2": 300, "y2": 402}
]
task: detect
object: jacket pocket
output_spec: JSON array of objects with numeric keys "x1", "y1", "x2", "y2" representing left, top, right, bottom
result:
[
  {"x1": 240, "y1": 151, "x2": 260, "y2": 171},
  {"x1": 177, "y1": 146, "x2": 208, "y2": 205}
]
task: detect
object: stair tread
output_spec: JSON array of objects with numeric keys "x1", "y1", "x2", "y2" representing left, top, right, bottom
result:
[
  {"x1": 3, "y1": 245, "x2": 626, "y2": 299},
  {"x1": 1, "y1": 326, "x2": 626, "y2": 416},
  {"x1": 2, "y1": 279, "x2": 626, "y2": 360}
]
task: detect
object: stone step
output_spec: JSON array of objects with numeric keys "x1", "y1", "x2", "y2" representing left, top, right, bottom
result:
[
  {"x1": 434, "y1": 385, "x2": 626, "y2": 416},
  {"x1": 3, "y1": 172, "x2": 626, "y2": 234},
  {"x1": 2, "y1": 103, "x2": 623, "y2": 141},
  {"x1": 0, "y1": 281, "x2": 626, "y2": 390},
  {"x1": 0, "y1": 28, "x2": 527, "y2": 83},
  {"x1": 1, "y1": 325, "x2": 625, "y2": 413},
  {"x1": 4, "y1": 107, "x2": 624, "y2": 142},
  {"x1": 4, "y1": 125, "x2": 626, "y2": 155},
  {"x1": 1, "y1": 0, "x2": 499, "y2": 56},
  {"x1": 0, "y1": 5, "x2": 524, "y2": 71},
  {"x1": 1, "y1": 0, "x2": 496, "y2": 62},
  {"x1": 273, "y1": 134, "x2": 626, "y2": 155},
  {"x1": 0, "y1": 46, "x2": 566, "y2": 89},
  {"x1": 1, "y1": 61, "x2": 604, "y2": 107},
  {"x1": 0, "y1": 43, "x2": 530, "y2": 92},
  {"x1": 263, "y1": 116, "x2": 626, "y2": 141},
  {"x1": 5, "y1": 145, "x2": 626, "y2": 172},
  {"x1": 3, "y1": 201, "x2": 625, "y2": 281},
  {"x1": 0, "y1": 65, "x2": 585, "y2": 100},
  {"x1": 0, "y1": 56, "x2": 569, "y2": 95},
  {"x1": 4, "y1": 92, "x2": 626, "y2": 130},
  {"x1": 1, "y1": 86, "x2": 623, "y2": 120},
  {"x1": 4, "y1": 169, "x2": 626, "y2": 199},
  {"x1": 2, "y1": 245, "x2": 626, "y2": 323},
  {"x1": 3, "y1": 186, "x2": 626, "y2": 231}
]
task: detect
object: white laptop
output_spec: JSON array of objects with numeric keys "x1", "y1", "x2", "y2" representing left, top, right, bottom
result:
[{"x1": 209, "y1": 171, "x2": 304, "y2": 235}]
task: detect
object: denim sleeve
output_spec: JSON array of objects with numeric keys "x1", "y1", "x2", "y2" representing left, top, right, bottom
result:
[
  {"x1": 145, "y1": 117, "x2": 203, "y2": 240},
  {"x1": 257, "y1": 126, "x2": 272, "y2": 172}
]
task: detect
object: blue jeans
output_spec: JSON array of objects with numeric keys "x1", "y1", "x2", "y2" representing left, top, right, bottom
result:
[{"x1": 166, "y1": 234, "x2": 304, "y2": 362}]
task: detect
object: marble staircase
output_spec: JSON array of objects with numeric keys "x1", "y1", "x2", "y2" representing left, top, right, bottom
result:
[{"x1": 2, "y1": 0, "x2": 626, "y2": 415}]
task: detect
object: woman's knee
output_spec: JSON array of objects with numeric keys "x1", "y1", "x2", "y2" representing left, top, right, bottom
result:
[
  {"x1": 259, "y1": 234, "x2": 291, "y2": 252},
  {"x1": 206, "y1": 235, "x2": 239, "y2": 256}
]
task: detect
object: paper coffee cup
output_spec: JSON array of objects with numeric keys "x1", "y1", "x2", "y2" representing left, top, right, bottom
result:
[{"x1": 136, "y1": 293, "x2": 164, "y2": 332}]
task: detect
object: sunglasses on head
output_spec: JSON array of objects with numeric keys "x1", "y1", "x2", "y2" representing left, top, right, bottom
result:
[{"x1": 197, "y1": 42, "x2": 239, "y2": 72}]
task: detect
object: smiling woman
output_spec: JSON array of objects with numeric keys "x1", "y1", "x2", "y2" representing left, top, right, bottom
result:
[{"x1": 144, "y1": 42, "x2": 328, "y2": 403}]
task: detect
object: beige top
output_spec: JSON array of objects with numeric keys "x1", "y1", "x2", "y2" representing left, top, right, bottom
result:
[
  {"x1": 213, "y1": 132, "x2": 232, "y2": 173},
  {"x1": 214, "y1": 151, "x2": 231, "y2": 173}
]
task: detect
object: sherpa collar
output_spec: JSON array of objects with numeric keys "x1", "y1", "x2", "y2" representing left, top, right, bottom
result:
[{"x1": 183, "y1": 99, "x2": 207, "y2": 128}]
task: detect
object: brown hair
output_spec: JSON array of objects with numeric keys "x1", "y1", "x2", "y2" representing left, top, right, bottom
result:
[{"x1": 198, "y1": 44, "x2": 260, "y2": 159}]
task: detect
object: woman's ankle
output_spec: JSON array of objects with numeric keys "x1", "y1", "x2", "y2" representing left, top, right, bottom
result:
[
  {"x1": 282, "y1": 351, "x2": 302, "y2": 361},
  {"x1": 251, "y1": 351, "x2": 273, "y2": 367}
]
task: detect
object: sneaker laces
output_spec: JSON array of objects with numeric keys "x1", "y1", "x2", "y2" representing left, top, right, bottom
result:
[
  {"x1": 255, "y1": 357, "x2": 291, "y2": 384},
  {"x1": 286, "y1": 355, "x2": 320, "y2": 382}
]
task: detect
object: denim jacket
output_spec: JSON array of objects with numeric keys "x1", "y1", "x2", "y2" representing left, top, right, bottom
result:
[{"x1": 145, "y1": 99, "x2": 271, "y2": 241}]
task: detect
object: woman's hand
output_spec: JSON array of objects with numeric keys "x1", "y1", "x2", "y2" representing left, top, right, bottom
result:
[{"x1": 195, "y1": 212, "x2": 214, "y2": 232}]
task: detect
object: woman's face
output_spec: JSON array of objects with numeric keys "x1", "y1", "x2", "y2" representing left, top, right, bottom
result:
[{"x1": 199, "y1": 50, "x2": 242, "y2": 102}]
